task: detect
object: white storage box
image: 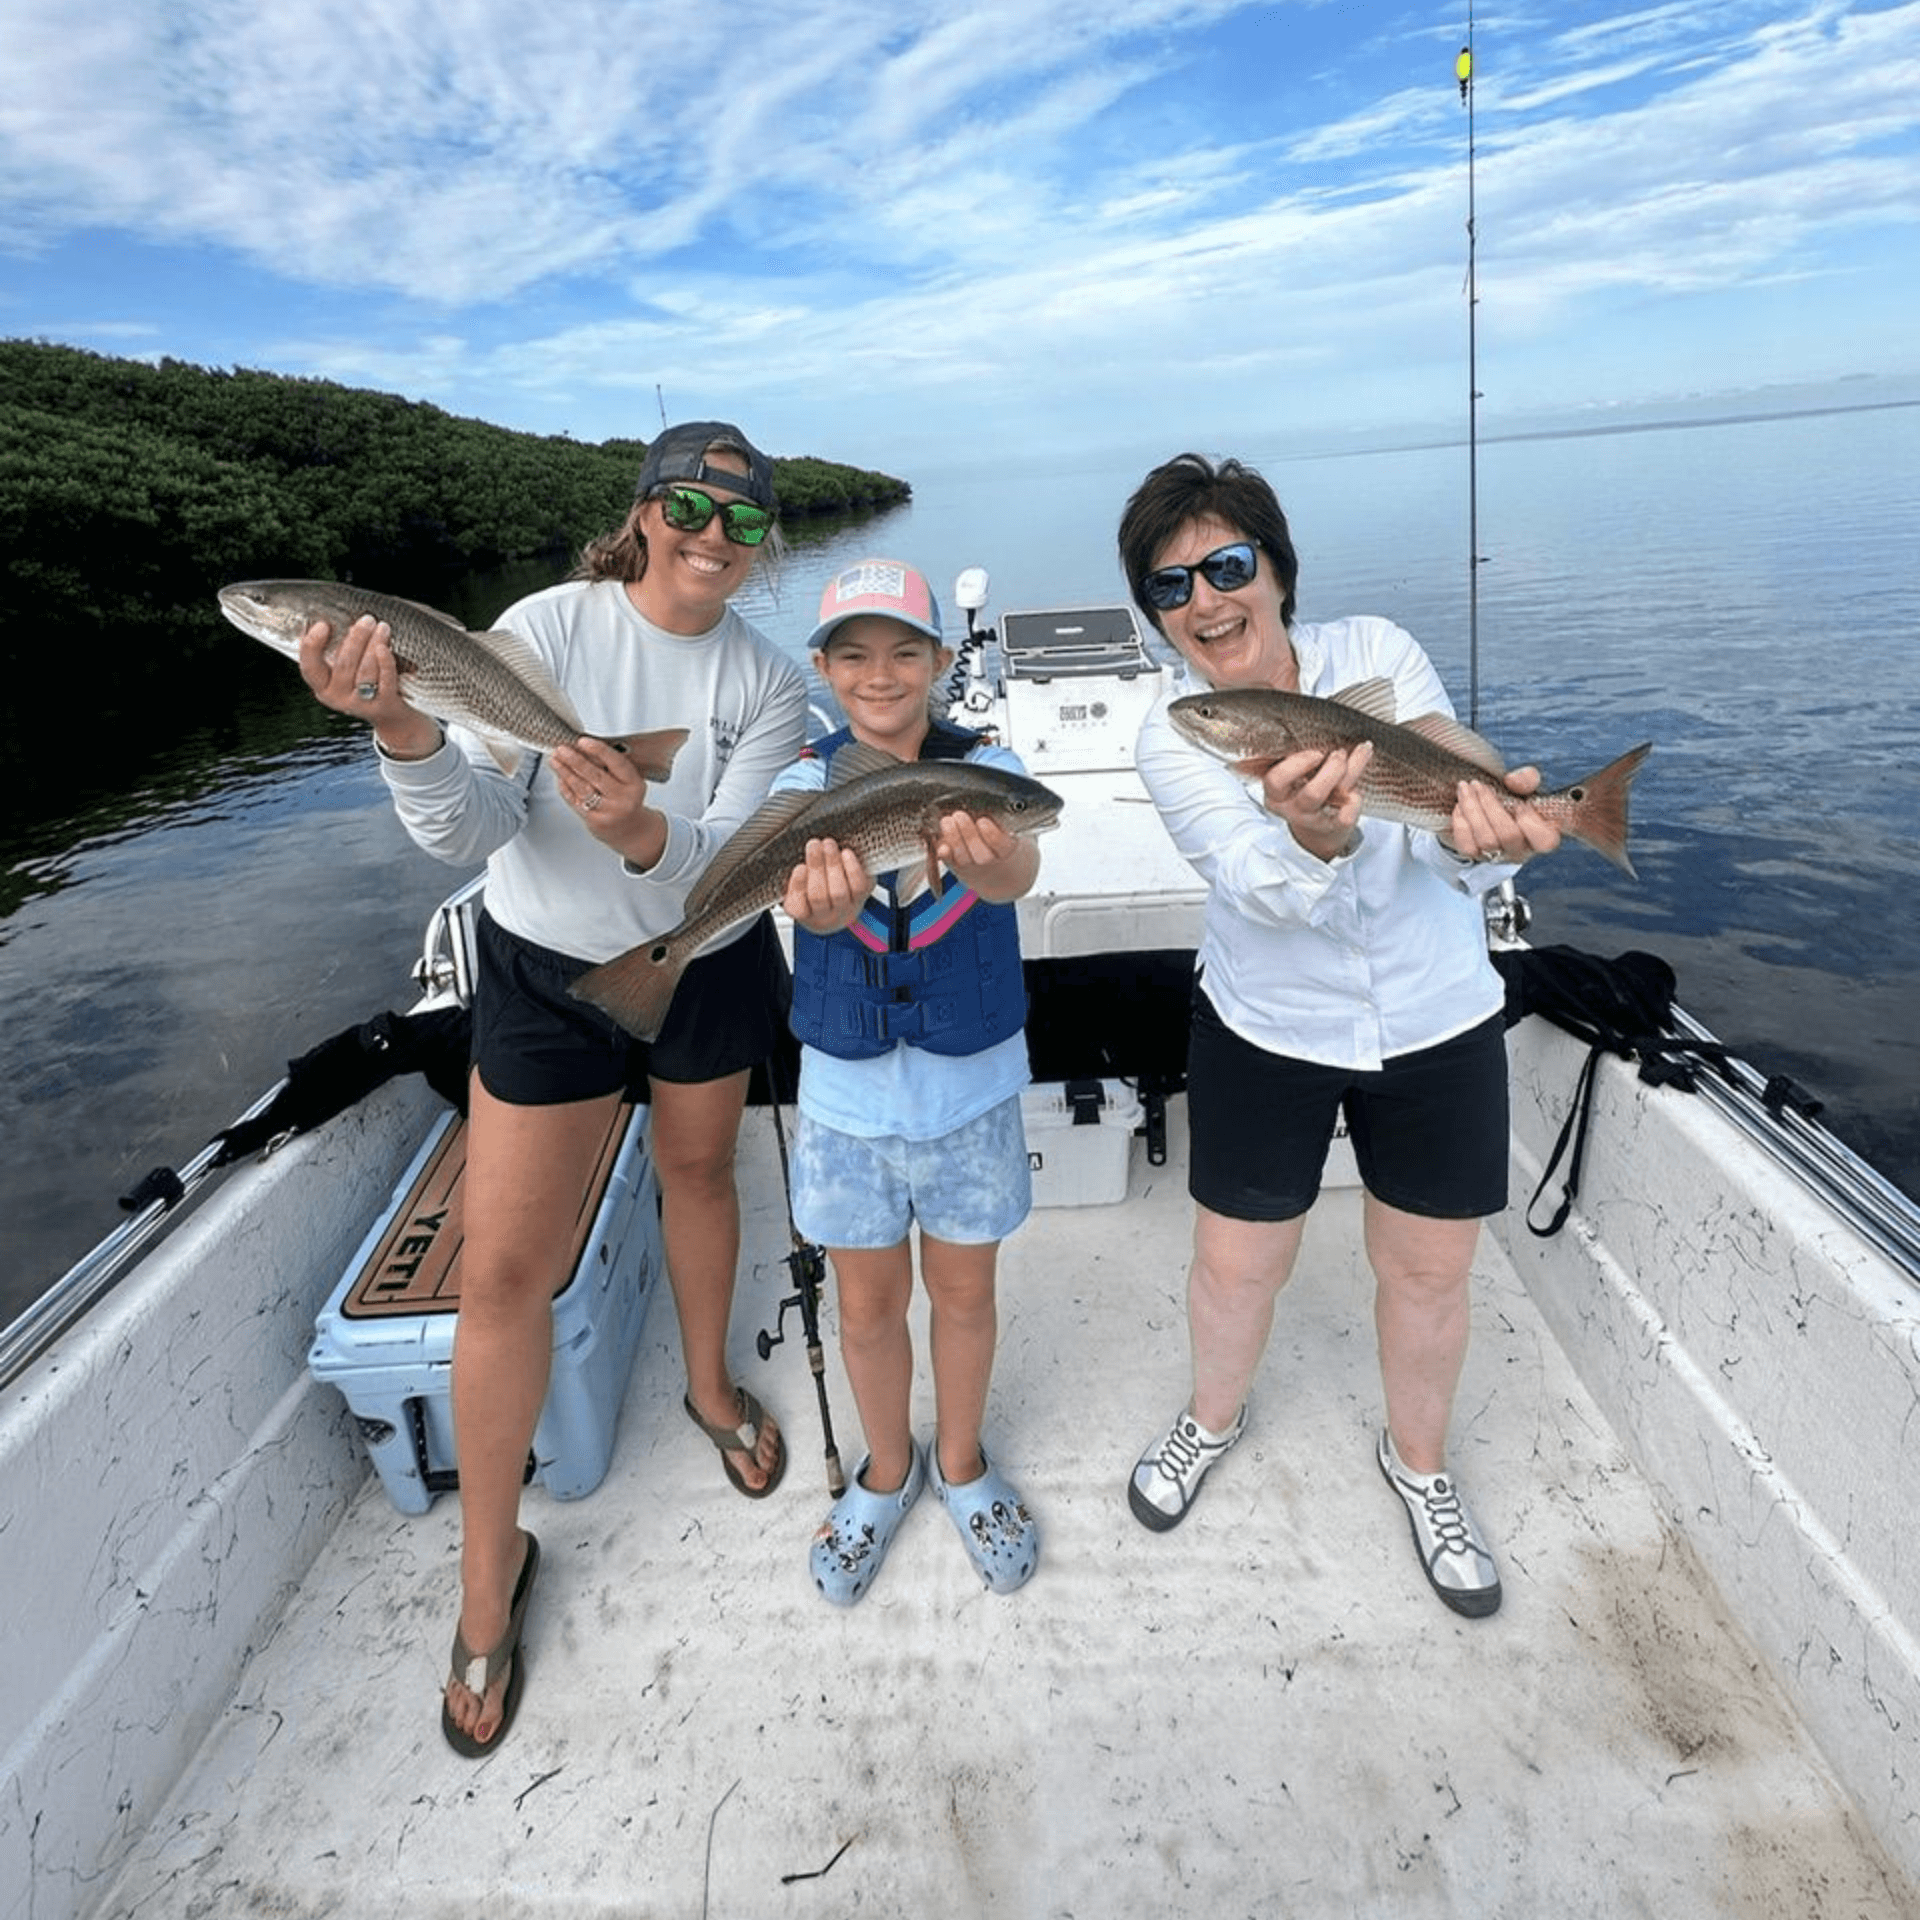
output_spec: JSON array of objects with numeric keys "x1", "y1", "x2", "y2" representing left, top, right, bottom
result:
[
  {"x1": 998, "y1": 605, "x2": 1166, "y2": 776},
  {"x1": 1021, "y1": 1077, "x2": 1142, "y2": 1207},
  {"x1": 309, "y1": 1102, "x2": 659, "y2": 1514}
]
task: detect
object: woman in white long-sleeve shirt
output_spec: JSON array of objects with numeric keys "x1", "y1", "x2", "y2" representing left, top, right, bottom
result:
[
  {"x1": 1118, "y1": 451, "x2": 1561, "y2": 1619},
  {"x1": 298, "y1": 422, "x2": 806, "y2": 1752}
]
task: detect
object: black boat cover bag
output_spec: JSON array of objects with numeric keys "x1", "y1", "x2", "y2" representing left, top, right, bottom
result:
[
  {"x1": 208, "y1": 1005, "x2": 473, "y2": 1168},
  {"x1": 1490, "y1": 945, "x2": 1742, "y2": 1237}
]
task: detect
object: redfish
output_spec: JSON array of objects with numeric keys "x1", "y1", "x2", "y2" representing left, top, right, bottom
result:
[
  {"x1": 219, "y1": 580, "x2": 688, "y2": 780},
  {"x1": 1168, "y1": 679, "x2": 1651, "y2": 874},
  {"x1": 573, "y1": 742, "x2": 1064, "y2": 1040}
]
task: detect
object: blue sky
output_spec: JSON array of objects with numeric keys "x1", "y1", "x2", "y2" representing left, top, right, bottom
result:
[{"x1": 2, "y1": 0, "x2": 1916, "y2": 474}]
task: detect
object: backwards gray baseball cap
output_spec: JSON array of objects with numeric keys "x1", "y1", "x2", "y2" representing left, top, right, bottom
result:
[{"x1": 634, "y1": 421, "x2": 777, "y2": 511}]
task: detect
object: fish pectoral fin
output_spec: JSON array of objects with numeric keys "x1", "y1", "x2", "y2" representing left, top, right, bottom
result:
[
  {"x1": 1328, "y1": 677, "x2": 1400, "y2": 724},
  {"x1": 602, "y1": 727, "x2": 691, "y2": 783},
  {"x1": 481, "y1": 737, "x2": 524, "y2": 777},
  {"x1": 467, "y1": 625, "x2": 589, "y2": 735},
  {"x1": 1403, "y1": 712, "x2": 1507, "y2": 775},
  {"x1": 826, "y1": 740, "x2": 907, "y2": 789}
]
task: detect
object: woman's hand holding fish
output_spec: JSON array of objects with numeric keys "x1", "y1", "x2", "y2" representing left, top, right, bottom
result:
[
  {"x1": 297, "y1": 616, "x2": 441, "y2": 760},
  {"x1": 550, "y1": 739, "x2": 665, "y2": 865},
  {"x1": 1443, "y1": 767, "x2": 1562, "y2": 865},
  {"x1": 783, "y1": 839, "x2": 873, "y2": 934},
  {"x1": 938, "y1": 811, "x2": 1041, "y2": 903},
  {"x1": 1261, "y1": 742, "x2": 1373, "y2": 863}
]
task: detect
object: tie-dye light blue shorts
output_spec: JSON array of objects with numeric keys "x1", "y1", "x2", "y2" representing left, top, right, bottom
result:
[{"x1": 790, "y1": 1094, "x2": 1033, "y2": 1249}]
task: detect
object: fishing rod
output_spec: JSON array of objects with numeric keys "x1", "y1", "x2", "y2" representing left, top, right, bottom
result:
[
  {"x1": 1458, "y1": 14, "x2": 1483, "y2": 730},
  {"x1": 755, "y1": 1054, "x2": 846, "y2": 1496}
]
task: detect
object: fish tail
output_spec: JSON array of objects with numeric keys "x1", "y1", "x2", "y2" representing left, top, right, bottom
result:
[
  {"x1": 1565, "y1": 742, "x2": 1653, "y2": 876},
  {"x1": 601, "y1": 726, "x2": 691, "y2": 784},
  {"x1": 570, "y1": 938, "x2": 686, "y2": 1041}
]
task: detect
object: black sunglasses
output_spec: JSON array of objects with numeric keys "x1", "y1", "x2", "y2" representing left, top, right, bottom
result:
[
  {"x1": 1141, "y1": 541, "x2": 1259, "y2": 611},
  {"x1": 654, "y1": 484, "x2": 776, "y2": 546}
]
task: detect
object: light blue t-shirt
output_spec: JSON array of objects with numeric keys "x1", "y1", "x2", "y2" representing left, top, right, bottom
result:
[{"x1": 769, "y1": 741, "x2": 1033, "y2": 1142}]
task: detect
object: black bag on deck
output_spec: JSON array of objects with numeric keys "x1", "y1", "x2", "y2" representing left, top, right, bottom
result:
[
  {"x1": 208, "y1": 1005, "x2": 473, "y2": 1168},
  {"x1": 1491, "y1": 945, "x2": 1734, "y2": 1237},
  {"x1": 115, "y1": 1006, "x2": 474, "y2": 1217}
]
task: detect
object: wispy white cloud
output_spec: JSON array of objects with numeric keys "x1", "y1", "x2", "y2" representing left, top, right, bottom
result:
[{"x1": 1, "y1": 0, "x2": 1915, "y2": 464}]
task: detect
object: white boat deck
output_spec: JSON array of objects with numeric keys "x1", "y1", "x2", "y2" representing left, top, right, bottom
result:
[{"x1": 93, "y1": 1100, "x2": 1914, "y2": 1920}]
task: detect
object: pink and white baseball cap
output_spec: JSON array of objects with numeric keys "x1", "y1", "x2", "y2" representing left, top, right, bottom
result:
[{"x1": 805, "y1": 558, "x2": 944, "y2": 652}]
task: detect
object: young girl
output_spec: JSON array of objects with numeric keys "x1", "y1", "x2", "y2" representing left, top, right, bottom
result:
[{"x1": 773, "y1": 558, "x2": 1042, "y2": 1604}]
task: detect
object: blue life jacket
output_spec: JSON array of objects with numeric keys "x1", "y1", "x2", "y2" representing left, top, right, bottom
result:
[{"x1": 789, "y1": 721, "x2": 1028, "y2": 1061}]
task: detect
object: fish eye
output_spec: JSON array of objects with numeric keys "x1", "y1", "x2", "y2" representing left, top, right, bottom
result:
[{"x1": 1568, "y1": 785, "x2": 1586, "y2": 801}]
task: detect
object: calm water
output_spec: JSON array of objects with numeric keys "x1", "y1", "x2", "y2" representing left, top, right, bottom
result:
[{"x1": 3, "y1": 405, "x2": 1917, "y2": 1327}]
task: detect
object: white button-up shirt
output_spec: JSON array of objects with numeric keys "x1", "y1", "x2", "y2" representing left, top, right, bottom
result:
[{"x1": 1136, "y1": 614, "x2": 1507, "y2": 1070}]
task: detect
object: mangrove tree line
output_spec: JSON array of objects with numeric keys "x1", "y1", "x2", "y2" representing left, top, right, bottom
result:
[{"x1": 1, "y1": 337, "x2": 908, "y2": 641}]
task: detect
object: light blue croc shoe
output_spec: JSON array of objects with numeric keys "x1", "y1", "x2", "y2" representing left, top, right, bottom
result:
[
  {"x1": 809, "y1": 1444, "x2": 924, "y2": 1607},
  {"x1": 929, "y1": 1445, "x2": 1038, "y2": 1594}
]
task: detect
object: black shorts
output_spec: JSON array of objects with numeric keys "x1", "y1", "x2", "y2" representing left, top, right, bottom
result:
[
  {"x1": 1186, "y1": 992, "x2": 1509, "y2": 1223},
  {"x1": 472, "y1": 910, "x2": 791, "y2": 1106}
]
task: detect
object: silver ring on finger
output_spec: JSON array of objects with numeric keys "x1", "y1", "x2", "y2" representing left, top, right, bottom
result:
[
  {"x1": 580, "y1": 789, "x2": 602, "y2": 813},
  {"x1": 355, "y1": 682, "x2": 378, "y2": 700}
]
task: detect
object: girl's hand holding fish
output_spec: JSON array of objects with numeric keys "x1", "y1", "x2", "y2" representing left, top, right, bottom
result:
[
  {"x1": 297, "y1": 615, "x2": 442, "y2": 761},
  {"x1": 782, "y1": 838, "x2": 872, "y2": 935},
  {"x1": 937, "y1": 810, "x2": 1040, "y2": 903},
  {"x1": 1259, "y1": 740, "x2": 1374, "y2": 863},
  {"x1": 1442, "y1": 766, "x2": 1563, "y2": 865}
]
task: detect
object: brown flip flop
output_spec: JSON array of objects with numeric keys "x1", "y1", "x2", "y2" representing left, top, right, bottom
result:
[
  {"x1": 442, "y1": 1530, "x2": 540, "y2": 1758},
  {"x1": 683, "y1": 1386, "x2": 787, "y2": 1499}
]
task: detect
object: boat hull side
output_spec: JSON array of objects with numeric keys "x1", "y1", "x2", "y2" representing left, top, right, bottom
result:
[
  {"x1": 1495, "y1": 1019, "x2": 1920, "y2": 1890},
  {"x1": 0, "y1": 1080, "x2": 438, "y2": 1920}
]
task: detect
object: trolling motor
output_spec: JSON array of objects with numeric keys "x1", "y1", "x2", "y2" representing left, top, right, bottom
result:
[{"x1": 941, "y1": 565, "x2": 999, "y2": 723}]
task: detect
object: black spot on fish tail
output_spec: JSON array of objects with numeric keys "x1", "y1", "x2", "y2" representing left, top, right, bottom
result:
[{"x1": 1562, "y1": 741, "x2": 1652, "y2": 877}]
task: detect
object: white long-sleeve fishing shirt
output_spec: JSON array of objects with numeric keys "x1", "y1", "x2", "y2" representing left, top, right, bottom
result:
[
  {"x1": 378, "y1": 577, "x2": 807, "y2": 964},
  {"x1": 1136, "y1": 614, "x2": 1510, "y2": 1071}
]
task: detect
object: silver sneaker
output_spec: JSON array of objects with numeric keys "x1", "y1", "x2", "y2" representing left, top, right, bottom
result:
[
  {"x1": 1376, "y1": 1430, "x2": 1502, "y2": 1617},
  {"x1": 1128, "y1": 1403, "x2": 1246, "y2": 1532}
]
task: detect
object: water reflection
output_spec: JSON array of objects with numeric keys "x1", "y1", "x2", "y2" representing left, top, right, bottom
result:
[
  {"x1": 5, "y1": 412, "x2": 1917, "y2": 1327},
  {"x1": 0, "y1": 502, "x2": 918, "y2": 1320}
]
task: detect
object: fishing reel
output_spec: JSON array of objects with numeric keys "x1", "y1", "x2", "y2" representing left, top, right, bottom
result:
[
  {"x1": 755, "y1": 1238, "x2": 829, "y2": 1362},
  {"x1": 1482, "y1": 878, "x2": 1531, "y2": 945},
  {"x1": 756, "y1": 1233, "x2": 846, "y2": 1496}
]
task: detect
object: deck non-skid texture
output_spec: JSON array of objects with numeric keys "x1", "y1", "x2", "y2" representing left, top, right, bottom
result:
[{"x1": 96, "y1": 1104, "x2": 1913, "y2": 1919}]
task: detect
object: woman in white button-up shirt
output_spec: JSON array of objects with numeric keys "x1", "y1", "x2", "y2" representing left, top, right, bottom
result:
[{"x1": 1118, "y1": 451, "x2": 1560, "y2": 1620}]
